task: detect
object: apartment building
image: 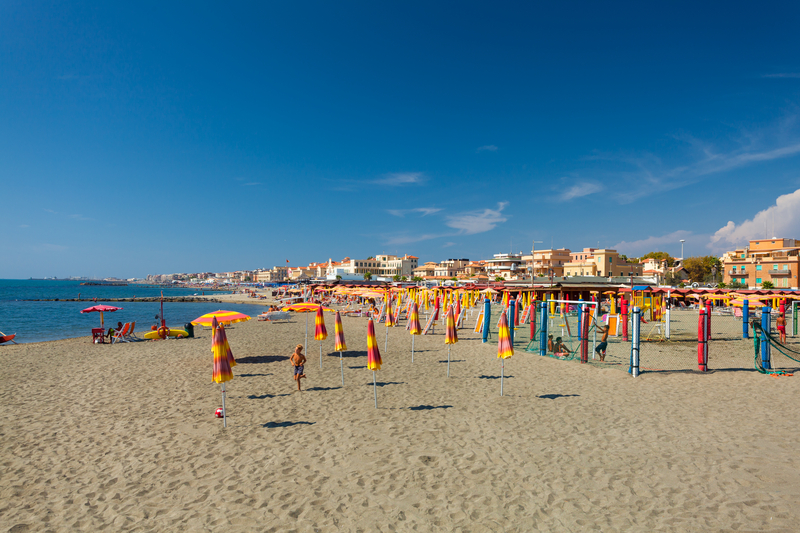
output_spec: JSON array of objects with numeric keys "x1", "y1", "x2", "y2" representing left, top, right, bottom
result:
[
  {"x1": 523, "y1": 248, "x2": 572, "y2": 277},
  {"x1": 341, "y1": 254, "x2": 419, "y2": 278},
  {"x1": 256, "y1": 266, "x2": 288, "y2": 282},
  {"x1": 412, "y1": 262, "x2": 438, "y2": 278},
  {"x1": 563, "y1": 248, "x2": 643, "y2": 277},
  {"x1": 721, "y1": 238, "x2": 799, "y2": 289},
  {"x1": 434, "y1": 259, "x2": 470, "y2": 277},
  {"x1": 485, "y1": 253, "x2": 524, "y2": 280}
]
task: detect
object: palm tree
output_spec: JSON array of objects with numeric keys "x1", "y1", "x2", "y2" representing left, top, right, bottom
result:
[{"x1": 363, "y1": 272, "x2": 372, "y2": 281}]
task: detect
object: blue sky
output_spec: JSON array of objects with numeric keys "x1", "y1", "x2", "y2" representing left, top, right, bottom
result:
[{"x1": 3, "y1": 1, "x2": 800, "y2": 278}]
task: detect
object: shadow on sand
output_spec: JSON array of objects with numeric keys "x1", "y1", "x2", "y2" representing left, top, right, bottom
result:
[{"x1": 263, "y1": 421, "x2": 315, "y2": 428}]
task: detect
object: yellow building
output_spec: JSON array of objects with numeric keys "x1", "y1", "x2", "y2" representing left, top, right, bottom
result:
[
  {"x1": 721, "y1": 238, "x2": 799, "y2": 289},
  {"x1": 563, "y1": 248, "x2": 643, "y2": 277}
]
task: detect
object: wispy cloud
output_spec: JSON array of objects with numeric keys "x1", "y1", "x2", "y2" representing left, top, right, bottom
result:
[
  {"x1": 558, "y1": 180, "x2": 603, "y2": 201},
  {"x1": 387, "y1": 207, "x2": 442, "y2": 217},
  {"x1": 19, "y1": 224, "x2": 29, "y2": 228},
  {"x1": 30, "y1": 243, "x2": 68, "y2": 252},
  {"x1": 446, "y1": 202, "x2": 508, "y2": 235},
  {"x1": 762, "y1": 73, "x2": 800, "y2": 79},
  {"x1": 373, "y1": 172, "x2": 425, "y2": 186},
  {"x1": 69, "y1": 214, "x2": 93, "y2": 221},
  {"x1": 613, "y1": 230, "x2": 696, "y2": 257},
  {"x1": 243, "y1": 182, "x2": 261, "y2": 186},
  {"x1": 385, "y1": 233, "x2": 450, "y2": 245},
  {"x1": 43, "y1": 208, "x2": 58, "y2": 214},
  {"x1": 443, "y1": 242, "x2": 456, "y2": 248},
  {"x1": 477, "y1": 145, "x2": 498, "y2": 153},
  {"x1": 710, "y1": 188, "x2": 800, "y2": 251}
]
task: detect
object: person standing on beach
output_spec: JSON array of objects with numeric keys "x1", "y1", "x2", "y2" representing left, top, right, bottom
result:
[
  {"x1": 776, "y1": 313, "x2": 786, "y2": 344},
  {"x1": 595, "y1": 323, "x2": 610, "y2": 361},
  {"x1": 290, "y1": 344, "x2": 306, "y2": 391}
]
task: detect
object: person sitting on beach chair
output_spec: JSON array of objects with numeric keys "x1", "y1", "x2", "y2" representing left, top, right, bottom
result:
[
  {"x1": 547, "y1": 334, "x2": 554, "y2": 353},
  {"x1": 106, "y1": 322, "x2": 123, "y2": 342}
]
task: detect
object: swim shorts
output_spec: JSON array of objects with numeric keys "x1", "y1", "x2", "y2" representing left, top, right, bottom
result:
[
  {"x1": 595, "y1": 341, "x2": 608, "y2": 353},
  {"x1": 294, "y1": 365, "x2": 304, "y2": 375}
]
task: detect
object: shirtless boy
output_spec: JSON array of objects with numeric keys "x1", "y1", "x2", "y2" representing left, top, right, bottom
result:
[
  {"x1": 776, "y1": 313, "x2": 787, "y2": 344},
  {"x1": 290, "y1": 344, "x2": 306, "y2": 391},
  {"x1": 595, "y1": 324, "x2": 610, "y2": 361}
]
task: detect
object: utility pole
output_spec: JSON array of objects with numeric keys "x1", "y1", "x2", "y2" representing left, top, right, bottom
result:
[{"x1": 531, "y1": 240, "x2": 543, "y2": 288}]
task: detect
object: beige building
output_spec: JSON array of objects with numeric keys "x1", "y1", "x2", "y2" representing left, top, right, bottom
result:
[
  {"x1": 485, "y1": 253, "x2": 524, "y2": 280},
  {"x1": 721, "y1": 238, "x2": 799, "y2": 289},
  {"x1": 434, "y1": 259, "x2": 470, "y2": 278},
  {"x1": 342, "y1": 254, "x2": 419, "y2": 278},
  {"x1": 523, "y1": 248, "x2": 572, "y2": 277},
  {"x1": 412, "y1": 262, "x2": 438, "y2": 278},
  {"x1": 563, "y1": 248, "x2": 643, "y2": 277},
  {"x1": 256, "y1": 266, "x2": 288, "y2": 282}
]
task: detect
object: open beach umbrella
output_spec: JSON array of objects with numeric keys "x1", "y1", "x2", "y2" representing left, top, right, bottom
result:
[
  {"x1": 191, "y1": 310, "x2": 252, "y2": 327},
  {"x1": 211, "y1": 317, "x2": 237, "y2": 428},
  {"x1": 334, "y1": 311, "x2": 347, "y2": 385},
  {"x1": 80, "y1": 304, "x2": 123, "y2": 329},
  {"x1": 497, "y1": 312, "x2": 514, "y2": 396},
  {"x1": 367, "y1": 318, "x2": 382, "y2": 408},
  {"x1": 281, "y1": 302, "x2": 334, "y2": 355},
  {"x1": 445, "y1": 305, "x2": 458, "y2": 377},
  {"x1": 314, "y1": 305, "x2": 328, "y2": 369},
  {"x1": 407, "y1": 301, "x2": 422, "y2": 362}
]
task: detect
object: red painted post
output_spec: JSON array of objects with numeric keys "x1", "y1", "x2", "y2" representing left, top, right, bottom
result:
[
  {"x1": 580, "y1": 305, "x2": 589, "y2": 363},
  {"x1": 705, "y1": 301, "x2": 712, "y2": 341},
  {"x1": 698, "y1": 308, "x2": 708, "y2": 371},
  {"x1": 621, "y1": 298, "x2": 629, "y2": 341}
]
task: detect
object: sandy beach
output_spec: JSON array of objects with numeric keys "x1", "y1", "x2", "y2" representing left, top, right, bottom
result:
[{"x1": 2, "y1": 306, "x2": 800, "y2": 532}]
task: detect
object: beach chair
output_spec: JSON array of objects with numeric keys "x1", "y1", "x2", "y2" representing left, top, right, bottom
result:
[
  {"x1": 111, "y1": 323, "x2": 131, "y2": 343},
  {"x1": 124, "y1": 321, "x2": 141, "y2": 341}
]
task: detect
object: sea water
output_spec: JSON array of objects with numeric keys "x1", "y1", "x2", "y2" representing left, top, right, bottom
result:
[{"x1": 0, "y1": 280, "x2": 269, "y2": 343}]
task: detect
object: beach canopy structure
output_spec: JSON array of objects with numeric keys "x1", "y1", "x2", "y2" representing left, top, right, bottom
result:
[
  {"x1": 192, "y1": 310, "x2": 252, "y2": 327},
  {"x1": 80, "y1": 304, "x2": 123, "y2": 329},
  {"x1": 211, "y1": 317, "x2": 237, "y2": 428}
]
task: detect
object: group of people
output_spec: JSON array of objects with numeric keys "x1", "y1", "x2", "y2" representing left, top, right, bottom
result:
[{"x1": 546, "y1": 322, "x2": 611, "y2": 362}]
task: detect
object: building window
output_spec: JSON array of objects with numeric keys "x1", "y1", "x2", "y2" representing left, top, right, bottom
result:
[
  {"x1": 756, "y1": 278, "x2": 762, "y2": 284},
  {"x1": 756, "y1": 265, "x2": 762, "y2": 271}
]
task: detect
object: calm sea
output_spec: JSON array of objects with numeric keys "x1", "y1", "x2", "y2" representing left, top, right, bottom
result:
[{"x1": 0, "y1": 280, "x2": 269, "y2": 343}]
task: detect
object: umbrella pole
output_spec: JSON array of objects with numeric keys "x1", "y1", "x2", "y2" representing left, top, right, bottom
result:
[
  {"x1": 319, "y1": 342, "x2": 322, "y2": 369},
  {"x1": 373, "y1": 370, "x2": 378, "y2": 409},
  {"x1": 305, "y1": 312, "x2": 308, "y2": 355},
  {"x1": 501, "y1": 360, "x2": 504, "y2": 396},
  {"x1": 447, "y1": 346, "x2": 451, "y2": 377},
  {"x1": 385, "y1": 324, "x2": 388, "y2": 354},
  {"x1": 221, "y1": 382, "x2": 227, "y2": 428},
  {"x1": 411, "y1": 335, "x2": 415, "y2": 363},
  {"x1": 340, "y1": 352, "x2": 344, "y2": 386}
]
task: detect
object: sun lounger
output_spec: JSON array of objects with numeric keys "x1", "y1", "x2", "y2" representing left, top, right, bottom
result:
[
  {"x1": 124, "y1": 321, "x2": 141, "y2": 341},
  {"x1": 258, "y1": 311, "x2": 292, "y2": 323},
  {"x1": 111, "y1": 322, "x2": 131, "y2": 343}
]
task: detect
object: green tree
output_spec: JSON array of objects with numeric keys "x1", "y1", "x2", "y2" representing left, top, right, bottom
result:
[
  {"x1": 494, "y1": 276, "x2": 504, "y2": 282},
  {"x1": 727, "y1": 279, "x2": 745, "y2": 289},
  {"x1": 412, "y1": 276, "x2": 423, "y2": 282},
  {"x1": 335, "y1": 275, "x2": 342, "y2": 280},
  {"x1": 761, "y1": 280, "x2": 774, "y2": 289},
  {"x1": 393, "y1": 275, "x2": 401, "y2": 282},
  {"x1": 401, "y1": 276, "x2": 408, "y2": 281},
  {"x1": 363, "y1": 272, "x2": 372, "y2": 281},
  {"x1": 682, "y1": 256, "x2": 721, "y2": 283},
  {"x1": 451, "y1": 277, "x2": 458, "y2": 281},
  {"x1": 664, "y1": 272, "x2": 680, "y2": 286},
  {"x1": 717, "y1": 281, "x2": 727, "y2": 289},
  {"x1": 641, "y1": 251, "x2": 675, "y2": 267}
]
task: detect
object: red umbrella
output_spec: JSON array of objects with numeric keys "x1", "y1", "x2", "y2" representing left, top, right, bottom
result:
[{"x1": 80, "y1": 304, "x2": 123, "y2": 329}]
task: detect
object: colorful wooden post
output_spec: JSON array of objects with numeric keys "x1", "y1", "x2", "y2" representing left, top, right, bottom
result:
[
  {"x1": 580, "y1": 305, "x2": 589, "y2": 364},
  {"x1": 761, "y1": 306, "x2": 771, "y2": 370},
  {"x1": 629, "y1": 306, "x2": 640, "y2": 377},
  {"x1": 539, "y1": 302, "x2": 548, "y2": 356},
  {"x1": 530, "y1": 298, "x2": 537, "y2": 341},
  {"x1": 481, "y1": 298, "x2": 491, "y2": 343},
  {"x1": 742, "y1": 299, "x2": 749, "y2": 339},
  {"x1": 793, "y1": 301, "x2": 798, "y2": 337},
  {"x1": 621, "y1": 298, "x2": 629, "y2": 341},
  {"x1": 508, "y1": 299, "x2": 515, "y2": 346},
  {"x1": 697, "y1": 307, "x2": 708, "y2": 371}
]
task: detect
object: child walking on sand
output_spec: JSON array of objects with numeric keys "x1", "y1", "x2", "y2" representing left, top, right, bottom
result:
[{"x1": 290, "y1": 344, "x2": 306, "y2": 391}]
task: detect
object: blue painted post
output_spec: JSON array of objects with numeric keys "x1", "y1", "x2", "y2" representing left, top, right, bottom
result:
[
  {"x1": 482, "y1": 298, "x2": 491, "y2": 343},
  {"x1": 761, "y1": 306, "x2": 771, "y2": 370},
  {"x1": 508, "y1": 299, "x2": 515, "y2": 346},
  {"x1": 539, "y1": 302, "x2": 548, "y2": 355},
  {"x1": 742, "y1": 299, "x2": 749, "y2": 339},
  {"x1": 629, "y1": 306, "x2": 641, "y2": 377},
  {"x1": 793, "y1": 301, "x2": 798, "y2": 337}
]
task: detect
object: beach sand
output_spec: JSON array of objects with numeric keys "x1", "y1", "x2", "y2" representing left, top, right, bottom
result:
[{"x1": 2, "y1": 309, "x2": 800, "y2": 532}]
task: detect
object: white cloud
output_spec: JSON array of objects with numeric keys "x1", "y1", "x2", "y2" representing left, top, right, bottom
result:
[
  {"x1": 443, "y1": 242, "x2": 456, "y2": 248},
  {"x1": 385, "y1": 233, "x2": 449, "y2": 245},
  {"x1": 477, "y1": 145, "x2": 498, "y2": 152},
  {"x1": 710, "y1": 188, "x2": 800, "y2": 250},
  {"x1": 559, "y1": 181, "x2": 603, "y2": 201},
  {"x1": 762, "y1": 73, "x2": 800, "y2": 79},
  {"x1": 613, "y1": 230, "x2": 696, "y2": 257},
  {"x1": 446, "y1": 202, "x2": 508, "y2": 235},
  {"x1": 243, "y1": 182, "x2": 261, "y2": 186},
  {"x1": 387, "y1": 207, "x2": 442, "y2": 217},
  {"x1": 19, "y1": 224, "x2": 29, "y2": 228},
  {"x1": 373, "y1": 172, "x2": 425, "y2": 186}
]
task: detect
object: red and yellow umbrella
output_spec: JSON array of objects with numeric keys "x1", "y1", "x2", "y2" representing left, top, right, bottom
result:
[
  {"x1": 192, "y1": 310, "x2": 252, "y2": 327},
  {"x1": 445, "y1": 305, "x2": 458, "y2": 377},
  {"x1": 497, "y1": 312, "x2": 513, "y2": 396},
  {"x1": 407, "y1": 301, "x2": 422, "y2": 362},
  {"x1": 281, "y1": 302, "x2": 334, "y2": 355},
  {"x1": 314, "y1": 305, "x2": 328, "y2": 369},
  {"x1": 211, "y1": 317, "x2": 237, "y2": 427},
  {"x1": 367, "y1": 318, "x2": 382, "y2": 408},
  {"x1": 385, "y1": 294, "x2": 396, "y2": 327},
  {"x1": 334, "y1": 311, "x2": 347, "y2": 385}
]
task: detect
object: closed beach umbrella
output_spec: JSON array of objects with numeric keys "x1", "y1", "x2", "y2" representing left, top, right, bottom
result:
[
  {"x1": 454, "y1": 298, "x2": 462, "y2": 329},
  {"x1": 445, "y1": 305, "x2": 458, "y2": 377},
  {"x1": 314, "y1": 305, "x2": 328, "y2": 369},
  {"x1": 80, "y1": 304, "x2": 123, "y2": 329},
  {"x1": 407, "y1": 301, "x2": 422, "y2": 362},
  {"x1": 191, "y1": 310, "x2": 252, "y2": 327},
  {"x1": 280, "y1": 302, "x2": 334, "y2": 355},
  {"x1": 367, "y1": 318, "x2": 382, "y2": 408},
  {"x1": 497, "y1": 312, "x2": 514, "y2": 396},
  {"x1": 212, "y1": 317, "x2": 237, "y2": 428},
  {"x1": 384, "y1": 293, "x2": 395, "y2": 353},
  {"x1": 334, "y1": 311, "x2": 347, "y2": 385}
]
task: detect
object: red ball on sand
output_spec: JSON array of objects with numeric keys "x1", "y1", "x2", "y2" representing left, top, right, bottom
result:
[{"x1": 215, "y1": 408, "x2": 224, "y2": 418}]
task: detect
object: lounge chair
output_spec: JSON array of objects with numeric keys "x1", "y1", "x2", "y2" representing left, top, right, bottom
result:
[
  {"x1": 0, "y1": 331, "x2": 17, "y2": 345},
  {"x1": 111, "y1": 323, "x2": 131, "y2": 343},
  {"x1": 124, "y1": 321, "x2": 141, "y2": 341}
]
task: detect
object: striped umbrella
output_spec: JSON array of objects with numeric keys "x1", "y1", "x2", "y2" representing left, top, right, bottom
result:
[
  {"x1": 212, "y1": 317, "x2": 237, "y2": 427},
  {"x1": 314, "y1": 305, "x2": 328, "y2": 369},
  {"x1": 445, "y1": 305, "x2": 458, "y2": 377},
  {"x1": 367, "y1": 318, "x2": 382, "y2": 408},
  {"x1": 384, "y1": 294, "x2": 395, "y2": 355},
  {"x1": 497, "y1": 312, "x2": 514, "y2": 396},
  {"x1": 281, "y1": 302, "x2": 334, "y2": 356},
  {"x1": 192, "y1": 310, "x2": 252, "y2": 327},
  {"x1": 334, "y1": 311, "x2": 347, "y2": 385},
  {"x1": 407, "y1": 301, "x2": 422, "y2": 362},
  {"x1": 454, "y1": 297, "x2": 462, "y2": 329}
]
